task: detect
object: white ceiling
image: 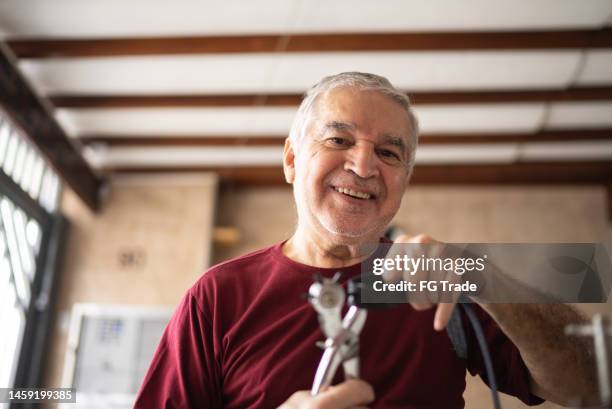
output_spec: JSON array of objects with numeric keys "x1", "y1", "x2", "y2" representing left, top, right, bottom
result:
[
  {"x1": 21, "y1": 51, "x2": 610, "y2": 95},
  {"x1": 1, "y1": 0, "x2": 612, "y2": 170},
  {"x1": 83, "y1": 141, "x2": 612, "y2": 168},
  {"x1": 56, "y1": 102, "x2": 612, "y2": 137},
  {"x1": 1, "y1": 0, "x2": 611, "y2": 38}
]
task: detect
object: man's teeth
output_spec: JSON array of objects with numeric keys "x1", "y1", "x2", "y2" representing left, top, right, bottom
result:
[{"x1": 334, "y1": 187, "x2": 372, "y2": 200}]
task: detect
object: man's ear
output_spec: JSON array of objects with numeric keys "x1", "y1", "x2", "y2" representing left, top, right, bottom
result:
[
  {"x1": 404, "y1": 172, "x2": 412, "y2": 189},
  {"x1": 282, "y1": 137, "x2": 296, "y2": 184},
  {"x1": 404, "y1": 164, "x2": 414, "y2": 188}
]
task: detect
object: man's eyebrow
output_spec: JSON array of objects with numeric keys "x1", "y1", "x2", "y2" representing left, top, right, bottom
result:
[{"x1": 325, "y1": 121, "x2": 356, "y2": 132}]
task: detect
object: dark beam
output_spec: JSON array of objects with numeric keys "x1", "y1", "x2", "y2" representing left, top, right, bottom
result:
[
  {"x1": 75, "y1": 129, "x2": 612, "y2": 147},
  {"x1": 409, "y1": 162, "x2": 612, "y2": 185},
  {"x1": 49, "y1": 86, "x2": 612, "y2": 108},
  {"x1": 78, "y1": 136, "x2": 286, "y2": 146},
  {"x1": 419, "y1": 129, "x2": 612, "y2": 144},
  {"x1": 410, "y1": 87, "x2": 612, "y2": 105},
  {"x1": 50, "y1": 94, "x2": 302, "y2": 108},
  {"x1": 8, "y1": 28, "x2": 612, "y2": 58},
  {"x1": 0, "y1": 44, "x2": 101, "y2": 211},
  {"x1": 608, "y1": 183, "x2": 612, "y2": 222},
  {"x1": 102, "y1": 162, "x2": 612, "y2": 186}
]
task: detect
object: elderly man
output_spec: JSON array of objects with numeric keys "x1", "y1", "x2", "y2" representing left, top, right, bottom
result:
[{"x1": 135, "y1": 72, "x2": 596, "y2": 408}]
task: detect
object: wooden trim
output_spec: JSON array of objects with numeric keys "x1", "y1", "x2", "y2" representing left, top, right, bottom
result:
[
  {"x1": 0, "y1": 44, "x2": 101, "y2": 211},
  {"x1": 76, "y1": 129, "x2": 612, "y2": 147},
  {"x1": 103, "y1": 162, "x2": 612, "y2": 186},
  {"x1": 50, "y1": 94, "x2": 302, "y2": 108},
  {"x1": 410, "y1": 87, "x2": 612, "y2": 105},
  {"x1": 608, "y1": 183, "x2": 612, "y2": 222},
  {"x1": 419, "y1": 129, "x2": 612, "y2": 144},
  {"x1": 77, "y1": 136, "x2": 286, "y2": 146},
  {"x1": 49, "y1": 87, "x2": 612, "y2": 108},
  {"x1": 9, "y1": 28, "x2": 612, "y2": 58},
  {"x1": 409, "y1": 162, "x2": 612, "y2": 185}
]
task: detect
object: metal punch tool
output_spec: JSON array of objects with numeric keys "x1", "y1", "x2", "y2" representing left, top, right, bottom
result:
[{"x1": 308, "y1": 273, "x2": 367, "y2": 395}]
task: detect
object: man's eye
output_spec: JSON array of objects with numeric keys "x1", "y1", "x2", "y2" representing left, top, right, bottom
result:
[
  {"x1": 328, "y1": 137, "x2": 349, "y2": 146},
  {"x1": 379, "y1": 149, "x2": 400, "y2": 160}
]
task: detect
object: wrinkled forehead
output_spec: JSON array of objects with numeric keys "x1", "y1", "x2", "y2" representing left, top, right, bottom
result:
[{"x1": 307, "y1": 87, "x2": 414, "y2": 141}]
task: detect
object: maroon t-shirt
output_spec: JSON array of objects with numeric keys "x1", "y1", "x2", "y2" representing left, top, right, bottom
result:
[{"x1": 134, "y1": 242, "x2": 543, "y2": 408}]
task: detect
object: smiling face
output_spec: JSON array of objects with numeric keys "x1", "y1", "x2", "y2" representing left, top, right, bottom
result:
[{"x1": 284, "y1": 87, "x2": 414, "y2": 244}]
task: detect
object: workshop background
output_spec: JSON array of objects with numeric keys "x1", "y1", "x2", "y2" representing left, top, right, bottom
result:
[{"x1": 1, "y1": 1, "x2": 612, "y2": 408}]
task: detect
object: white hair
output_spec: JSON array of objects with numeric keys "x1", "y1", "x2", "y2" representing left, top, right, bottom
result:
[{"x1": 288, "y1": 72, "x2": 419, "y2": 172}]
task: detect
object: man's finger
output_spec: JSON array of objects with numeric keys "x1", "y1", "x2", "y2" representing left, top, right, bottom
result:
[
  {"x1": 392, "y1": 233, "x2": 458, "y2": 331},
  {"x1": 278, "y1": 391, "x2": 311, "y2": 409},
  {"x1": 433, "y1": 302, "x2": 457, "y2": 332},
  {"x1": 394, "y1": 233, "x2": 433, "y2": 244},
  {"x1": 314, "y1": 379, "x2": 375, "y2": 409},
  {"x1": 410, "y1": 302, "x2": 434, "y2": 311}
]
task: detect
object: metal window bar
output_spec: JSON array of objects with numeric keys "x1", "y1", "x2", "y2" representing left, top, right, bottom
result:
[
  {"x1": 0, "y1": 120, "x2": 10, "y2": 166},
  {"x1": 28, "y1": 156, "x2": 44, "y2": 201},
  {"x1": 3, "y1": 132, "x2": 18, "y2": 177},
  {"x1": 19, "y1": 148, "x2": 35, "y2": 197},
  {"x1": 12, "y1": 142, "x2": 28, "y2": 187},
  {"x1": 1, "y1": 198, "x2": 31, "y2": 307}
]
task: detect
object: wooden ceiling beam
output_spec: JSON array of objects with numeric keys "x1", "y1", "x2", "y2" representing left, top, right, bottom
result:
[
  {"x1": 75, "y1": 129, "x2": 612, "y2": 147},
  {"x1": 49, "y1": 86, "x2": 612, "y2": 108},
  {"x1": 410, "y1": 87, "x2": 612, "y2": 104},
  {"x1": 607, "y1": 182, "x2": 612, "y2": 222},
  {"x1": 50, "y1": 94, "x2": 302, "y2": 108},
  {"x1": 0, "y1": 44, "x2": 102, "y2": 211},
  {"x1": 419, "y1": 129, "x2": 612, "y2": 144},
  {"x1": 78, "y1": 136, "x2": 286, "y2": 146},
  {"x1": 8, "y1": 28, "x2": 612, "y2": 58},
  {"x1": 102, "y1": 162, "x2": 612, "y2": 186}
]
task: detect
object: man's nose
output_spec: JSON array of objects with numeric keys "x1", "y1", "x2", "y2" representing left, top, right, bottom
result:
[{"x1": 344, "y1": 145, "x2": 379, "y2": 179}]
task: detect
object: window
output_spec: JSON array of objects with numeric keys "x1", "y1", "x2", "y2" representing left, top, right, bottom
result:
[
  {"x1": 59, "y1": 304, "x2": 172, "y2": 409},
  {"x1": 0, "y1": 117, "x2": 61, "y2": 213},
  {"x1": 0, "y1": 110, "x2": 64, "y2": 406}
]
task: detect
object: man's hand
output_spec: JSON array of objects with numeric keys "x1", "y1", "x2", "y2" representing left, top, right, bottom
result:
[
  {"x1": 392, "y1": 234, "x2": 458, "y2": 331},
  {"x1": 278, "y1": 379, "x2": 375, "y2": 409}
]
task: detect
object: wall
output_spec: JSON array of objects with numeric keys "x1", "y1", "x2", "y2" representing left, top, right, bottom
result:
[
  {"x1": 214, "y1": 184, "x2": 612, "y2": 409},
  {"x1": 43, "y1": 173, "x2": 217, "y2": 391}
]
